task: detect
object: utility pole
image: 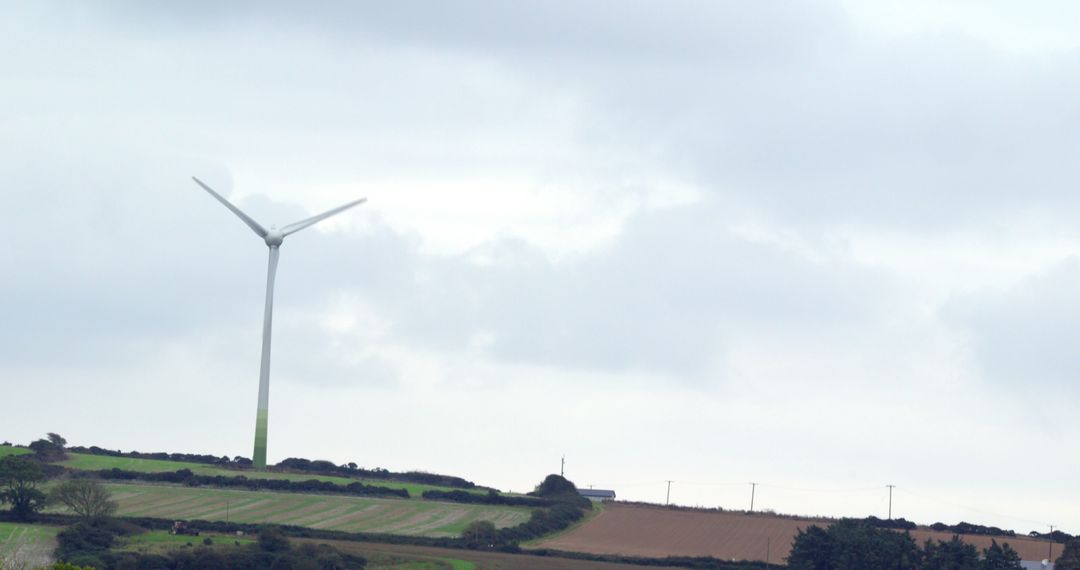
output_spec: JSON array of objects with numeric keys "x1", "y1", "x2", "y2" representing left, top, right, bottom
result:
[
  {"x1": 750, "y1": 482, "x2": 757, "y2": 513},
  {"x1": 1049, "y1": 525, "x2": 1056, "y2": 561},
  {"x1": 886, "y1": 485, "x2": 895, "y2": 520},
  {"x1": 561, "y1": 455, "x2": 565, "y2": 477},
  {"x1": 665, "y1": 480, "x2": 673, "y2": 505}
]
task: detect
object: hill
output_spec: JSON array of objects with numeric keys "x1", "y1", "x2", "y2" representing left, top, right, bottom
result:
[{"x1": 533, "y1": 503, "x2": 1058, "y2": 563}]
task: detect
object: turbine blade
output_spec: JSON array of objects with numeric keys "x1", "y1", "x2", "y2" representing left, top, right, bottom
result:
[
  {"x1": 192, "y1": 176, "x2": 269, "y2": 238},
  {"x1": 281, "y1": 197, "x2": 367, "y2": 236}
]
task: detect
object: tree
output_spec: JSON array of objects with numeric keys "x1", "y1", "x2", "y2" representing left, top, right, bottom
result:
[
  {"x1": 980, "y1": 540, "x2": 1022, "y2": 570},
  {"x1": 787, "y1": 519, "x2": 920, "y2": 570},
  {"x1": 28, "y1": 433, "x2": 67, "y2": 462},
  {"x1": 531, "y1": 474, "x2": 578, "y2": 497},
  {"x1": 529, "y1": 474, "x2": 590, "y2": 508},
  {"x1": 47, "y1": 433, "x2": 67, "y2": 448},
  {"x1": 258, "y1": 526, "x2": 291, "y2": 552},
  {"x1": 1056, "y1": 540, "x2": 1080, "y2": 570},
  {"x1": 0, "y1": 456, "x2": 47, "y2": 520},
  {"x1": 51, "y1": 479, "x2": 118, "y2": 520},
  {"x1": 787, "y1": 525, "x2": 833, "y2": 570},
  {"x1": 920, "y1": 536, "x2": 979, "y2": 570},
  {"x1": 462, "y1": 520, "x2": 497, "y2": 547}
]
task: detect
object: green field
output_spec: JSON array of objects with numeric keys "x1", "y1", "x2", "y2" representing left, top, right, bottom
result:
[
  {"x1": 118, "y1": 530, "x2": 255, "y2": 553},
  {"x1": 0, "y1": 446, "x2": 30, "y2": 458},
  {"x1": 57, "y1": 483, "x2": 531, "y2": 538},
  {"x1": 58, "y1": 453, "x2": 479, "y2": 498},
  {"x1": 0, "y1": 522, "x2": 59, "y2": 567}
]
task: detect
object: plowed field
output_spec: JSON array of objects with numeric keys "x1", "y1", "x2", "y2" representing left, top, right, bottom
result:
[
  {"x1": 307, "y1": 539, "x2": 684, "y2": 570},
  {"x1": 534, "y1": 503, "x2": 1056, "y2": 563}
]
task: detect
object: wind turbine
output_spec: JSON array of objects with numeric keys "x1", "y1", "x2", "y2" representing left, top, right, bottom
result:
[{"x1": 193, "y1": 176, "x2": 366, "y2": 469}]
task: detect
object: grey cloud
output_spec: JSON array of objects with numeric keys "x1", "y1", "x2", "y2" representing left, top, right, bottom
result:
[
  {"x1": 943, "y1": 257, "x2": 1080, "y2": 389},
  {"x1": 291, "y1": 198, "x2": 893, "y2": 379},
  {"x1": 76, "y1": 1, "x2": 846, "y2": 63}
]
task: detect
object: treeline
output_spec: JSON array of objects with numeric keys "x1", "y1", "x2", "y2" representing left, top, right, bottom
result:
[
  {"x1": 788, "y1": 519, "x2": 1027, "y2": 570},
  {"x1": 421, "y1": 489, "x2": 553, "y2": 508},
  {"x1": 495, "y1": 503, "x2": 585, "y2": 544},
  {"x1": 929, "y1": 521, "x2": 1017, "y2": 538},
  {"x1": 929, "y1": 521, "x2": 1077, "y2": 544},
  {"x1": 277, "y1": 457, "x2": 478, "y2": 490},
  {"x1": 865, "y1": 515, "x2": 918, "y2": 530},
  {"x1": 57, "y1": 519, "x2": 366, "y2": 570},
  {"x1": 76, "y1": 467, "x2": 410, "y2": 499},
  {"x1": 68, "y1": 445, "x2": 241, "y2": 466},
  {"x1": 66, "y1": 445, "x2": 480, "y2": 490}
]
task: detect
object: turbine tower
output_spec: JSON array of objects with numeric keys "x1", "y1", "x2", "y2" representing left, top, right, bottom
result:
[{"x1": 193, "y1": 177, "x2": 366, "y2": 469}]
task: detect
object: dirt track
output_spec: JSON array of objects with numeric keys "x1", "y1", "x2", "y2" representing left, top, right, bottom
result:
[{"x1": 534, "y1": 503, "x2": 1057, "y2": 563}]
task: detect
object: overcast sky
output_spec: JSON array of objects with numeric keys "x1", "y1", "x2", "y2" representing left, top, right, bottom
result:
[{"x1": 3, "y1": 0, "x2": 1080, "y2": 534}]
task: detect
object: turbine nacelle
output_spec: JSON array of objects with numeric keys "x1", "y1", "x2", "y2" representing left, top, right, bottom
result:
[{"x1": 265, "y1": 227, "x2": 284, "y2": 247}]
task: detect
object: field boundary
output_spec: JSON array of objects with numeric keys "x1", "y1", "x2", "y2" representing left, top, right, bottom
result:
[{"x1": 522, "y1": 501, "x2": 607, "y2": 548}]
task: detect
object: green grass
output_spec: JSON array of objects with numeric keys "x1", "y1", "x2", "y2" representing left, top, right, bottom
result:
[
  {"x1": 361, "y1": 552, "x2": 475, "y2": 570},
  {"x1": 54, "y1": 483, "x2": 531, "y2": 538},
  {"x1": 119, "y1": 530, "x2": 255, "y2": 551},
  {"x1": 437, "y1": 557, "x2": 476, "y2": 570},
  {"x1": 0, "y1": 522, "x2": 59, "y2": 544},
  {"x1": 0, "y1": 446, "x2": 30, "y2": 458},
  {"x1": 57, "y1": 453, "x2": 478, "y2": 499},
  {"x1": 0, "y1": 522, "x2": 60, "y2": 566}
]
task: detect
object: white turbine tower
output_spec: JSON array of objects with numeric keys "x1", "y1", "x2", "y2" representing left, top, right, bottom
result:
[{"x1": 193, "y1": 176, "x2": 366, "y2": 469}]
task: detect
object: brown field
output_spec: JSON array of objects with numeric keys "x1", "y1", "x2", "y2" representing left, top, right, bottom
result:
[
  {"x1": 304, "y1": 539, "x2": 683, "y2": 570},
  {"x1": 534, "y1": 503, "x2": 1057, "y2": 563}
]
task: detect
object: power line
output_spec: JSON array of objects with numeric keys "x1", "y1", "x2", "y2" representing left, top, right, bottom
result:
[{"x1": 896, "y1": 487, "x2": 1051, "y2": 528}]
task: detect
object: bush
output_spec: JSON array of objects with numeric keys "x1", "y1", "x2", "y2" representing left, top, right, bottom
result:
[
  {"x1": 528, "y1": 474, "x2": 590, "y2": 509},
  {"x1": 85, "y1": 467, "x2": 409, "y2": 499},
  {"x1": 422, "y1": 489, "x2": 552, "y2": 507},
  {"x1": 259, "y1": 526, "x2": 291, "y2": 552},
  {"x1": 56, "y1": 521, "x2": 117, "y2": 559}
]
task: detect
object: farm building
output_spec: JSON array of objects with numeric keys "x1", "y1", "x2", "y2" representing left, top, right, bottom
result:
[
  {"x1": 578, "y1": 489, "x2": 616, "y2": 501},
  {"x1": 1019, "y1": 562, "x2": 1052, "y2": 570}
]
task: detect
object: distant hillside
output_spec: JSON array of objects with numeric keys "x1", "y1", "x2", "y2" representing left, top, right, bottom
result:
[{"x1": 534, "y1": 503, "x2": 1059, "y2": 563}]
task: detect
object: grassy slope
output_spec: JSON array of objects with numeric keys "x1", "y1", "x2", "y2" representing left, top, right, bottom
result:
[
  {"x1": 0, "y1": 522, "x2": 59, "y2": 544},
  {"x1": 0, "y1": 521, "x2": 60, "y2": 566},
  {"x1": 58, "y1": 453, "x2": 476, "y2": 498},
  {"x1": 0, "y1": 446, "x2": 30, "y2": 458},
  {"x1": 49, "y1": 483, "x2": 531, "y2": 538}
]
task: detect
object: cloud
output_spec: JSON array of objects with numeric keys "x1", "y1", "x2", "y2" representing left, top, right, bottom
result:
[
  {"x1": 285, "y1": 196, "x2": 894, "y2": 380},
  {"x1": 944, "y1": 257, "x2": 1080, "y2": 390}
]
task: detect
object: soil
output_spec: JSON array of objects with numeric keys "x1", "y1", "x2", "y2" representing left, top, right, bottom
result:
[
  {"x1": 301, "y1": 538, "x2": 684, "y2": 569},
  {"x1": 533, "y1": 503, "x2": 1057, "y2": 563}
]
